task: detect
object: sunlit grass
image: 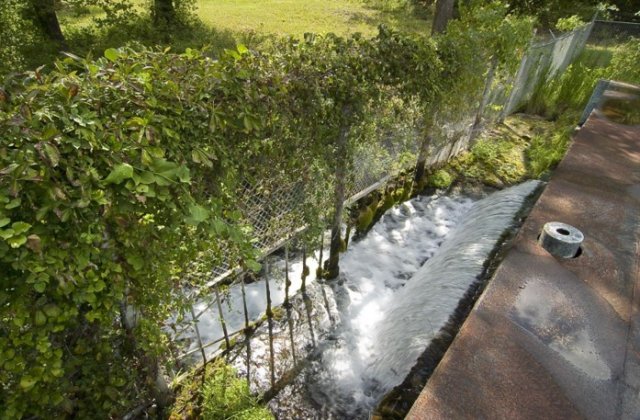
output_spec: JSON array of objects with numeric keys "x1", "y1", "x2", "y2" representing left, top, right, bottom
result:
[
  {"x1": 194, "y1": 0, "x2": 430, "y2": 37},
  {"x1": 60, "y1": 0, "x2": 431, "y2": 38}
]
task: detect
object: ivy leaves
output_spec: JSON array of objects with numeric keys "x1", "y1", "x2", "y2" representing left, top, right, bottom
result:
[
  {"x1": 0, "y1": 46, "x2": 239, "y2": 418},
  {"x1": 0, "y1": 221, "x2": 31, "y2": 248},
  {"x1": 104, "y1": 163, "x2": 134, "y2": 184}
]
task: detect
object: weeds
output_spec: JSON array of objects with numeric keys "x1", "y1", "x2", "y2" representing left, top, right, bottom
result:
[
  {"x1": 525, "y1": 39, "x2": 640, "y2": 119},
  {"x1": 170, "y1": 361, "x2": 273, "y2": 420},
  {"x1": 200, "y1": 363, "x2": 273, "y2": 420},
  {"x1": 526, "y1": 121, "x2": 574, "y2": 178}
]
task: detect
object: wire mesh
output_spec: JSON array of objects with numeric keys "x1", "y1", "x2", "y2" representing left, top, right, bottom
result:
[
  {"x1": 171, "y1": 20, "x2": 639, "y2": 370},
  {"x1": 588, "y1": 20, "x2": 640, "y2": 46},
  {"x1": 503, "y1": 22, "x2": 594, "y2": 116}
]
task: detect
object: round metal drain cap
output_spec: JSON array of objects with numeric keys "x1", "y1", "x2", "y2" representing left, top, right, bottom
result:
[{"x1": 538, "y1": 222, "x2": 584, "y2": 258}]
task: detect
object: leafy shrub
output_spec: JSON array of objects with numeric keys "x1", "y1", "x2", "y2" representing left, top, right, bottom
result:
[
  {"x1": 555, "y1": 15, "x2": 586, "y2": 32},
  {"x1": 0, "y1": 46, "x2": 279, "y2": 418}
]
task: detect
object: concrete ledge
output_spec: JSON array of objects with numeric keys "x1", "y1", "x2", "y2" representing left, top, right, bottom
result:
[{"x1": 407, "y1": 98, "x2": 640, "y2": 419}]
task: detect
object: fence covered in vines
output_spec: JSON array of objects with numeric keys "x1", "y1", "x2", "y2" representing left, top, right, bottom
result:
[{"x1": 1, "y1": 0, "x2": 637, "y2": 416}]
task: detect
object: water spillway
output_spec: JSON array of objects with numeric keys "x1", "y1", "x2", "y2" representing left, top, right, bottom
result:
[
  {"x1": 367, "y1": 180, "x2": 541, "y2": 391},
  {"x1": 268, "y1": 180, "x2": 541, "y2": 417},
  {"x1": 178, "y1": 181, "x2": 542, "y2": 418}
]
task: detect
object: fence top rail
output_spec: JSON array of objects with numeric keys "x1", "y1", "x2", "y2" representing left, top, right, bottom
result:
[
  {"x1": 530, "y1": 22, "x2": 594, "y2": 49},
  {"x1": 594, "y1": 19, "x2": 640, "y2": 27}
]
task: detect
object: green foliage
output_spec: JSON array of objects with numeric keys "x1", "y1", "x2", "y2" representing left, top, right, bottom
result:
[
  {"x1": 201, "y1": 363, "x2": 273, "y2": 420},
  {"x1": 607, "y1": 38, "x2": 640, "y2": 84},
  {"x1": 432, "y1": 1, "x2": 533, "y2": 133},
  {"x1": 0, "y1": 46, "x2": 270, "y2": 418},
  {"x1": 0, "y1": 0, "x2": 217, "y2": 77},
  {"x1": 0, "y1": 5, "x2": 545, "y2": 416},
  {"x1": 526, "y1": 38, "x2": 640, "y2": 119},
  {"x1": 555, "y1": 15, "x2": 587, "y2": 32},
  {"x1": 509, "y1": 0, "x2": 639, "y2": 27},
  {"x1": 450, "y1": 1, "x2": 534, "y2": 72},
  {"x1": 518, "y1": 34, "x2": 640, "y2": 182},
  {"x1": 427, "y1": 169, "x2": 454, "y2": 188},
  {"x1": 0, "y1": 0, "x2": 61, "y2": 74},
  {"x1": 66, "y1": 15, "x2": 236, "y2": 65}
]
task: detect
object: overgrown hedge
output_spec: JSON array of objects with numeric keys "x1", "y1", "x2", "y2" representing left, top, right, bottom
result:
[{"x1": 0, "y1": 2, "x2": 533, "y2": 417}]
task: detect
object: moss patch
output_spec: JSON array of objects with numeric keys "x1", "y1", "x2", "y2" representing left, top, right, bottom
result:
[
  {"x1": 200, "y1": 362, "x2": 273, "y2": 420},
  {"x1": 427, "y1": 169, "x2": 454, "y2": 189},
  {"x1": 444, "y1": 114, "x2": 570, "y2": 187},
  {"x1": 356, "y1": 206, "x2": 375, "y2": 233}
]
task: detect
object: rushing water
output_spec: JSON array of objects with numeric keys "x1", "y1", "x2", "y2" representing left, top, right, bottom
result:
[
  {"x1": 176, "y1": 181, "x2": 541, "y2": 418},
  {"x1": 174, "y1": 189, "x2": 477, "y2": 361}
]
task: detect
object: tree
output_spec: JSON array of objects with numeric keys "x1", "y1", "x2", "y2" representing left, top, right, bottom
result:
[
  {"x1": 432, "y1": 0, "x2": 456, "y2": 34},
  {"x1": 27, "y1": 0, "x2": 67, "y2": 48},
  {"x1": 413, "y1": 0, "x2": 457, "y2": 184},
  {"x1": 154, "y1": 0, "x2": 176, "y2": 25},
  {"x1": 507, "y1": 0, "x2": 640, "y2": 27}
]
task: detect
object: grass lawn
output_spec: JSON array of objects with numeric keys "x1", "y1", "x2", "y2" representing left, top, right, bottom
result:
[
  {"x1": 194, "y1": 0, "x2": 430, "y2": 37},
  {"x1": 60, "y1": 0, "x2": 431, "y2": 39}
]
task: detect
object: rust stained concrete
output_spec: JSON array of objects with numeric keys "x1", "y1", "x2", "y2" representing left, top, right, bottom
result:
[{"x1": 406, "y1": 111, "x2": 640, "y2": 419}]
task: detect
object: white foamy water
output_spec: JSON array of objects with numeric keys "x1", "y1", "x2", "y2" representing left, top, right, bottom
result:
[
  {"x1": 173, "y1": 246, "x2": 325, "y2": 361},
  {"x1": 303, "y1": 193, "x2": 477, "y2": 411},
  {"x1": 294, "y1": 181, "x2": 540, "y2": 417},
  {"x1": 174, "y1": 191, "x2": 475, "y2": 360},
  {"x1": 366, "y1": 180, "x2": 540, "y2": 388}
]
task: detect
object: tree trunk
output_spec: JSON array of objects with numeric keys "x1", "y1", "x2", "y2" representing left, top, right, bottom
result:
[
  {"x1": 29, "y1": 0, "x2": 66, "y2": 48},
  {"x1": 413, "y1": 116, "x2": 435, "y2": 184},
  {"x1": 325, "y1": 114, "x2": 351, "y2": 280},
  {"x1": 154, "y1": 0, "x2": 176, "y2": 25},
  {"x1": 432, "y1": 0, "x2": 456, "y2": 34},
  {"x1": 471, "y1": 55, "x2": 499, "y2": 141},
  {"x1": 120, "y1": 299, "x2": 172, "y2": 415}
]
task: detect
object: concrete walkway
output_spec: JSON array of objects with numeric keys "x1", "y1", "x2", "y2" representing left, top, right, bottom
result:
[{"x1": 407, "y1": 100, "x2": 640, "y2": 418}]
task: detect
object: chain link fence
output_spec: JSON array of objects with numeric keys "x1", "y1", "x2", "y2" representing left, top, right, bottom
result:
[
  {"x1": 502, "y1": 22, "x2": 594, "y2": 117},
  {"x1": 168, "y1": 19, "x2": 640, "y2": 376},
  {"x1": 588, "y1": 20, "x2": 640, "y2": 45}
]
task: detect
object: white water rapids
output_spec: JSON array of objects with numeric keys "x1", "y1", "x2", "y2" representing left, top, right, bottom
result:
[{"x1": 174, "y1": 180, "x2": 541, "y2": 418}]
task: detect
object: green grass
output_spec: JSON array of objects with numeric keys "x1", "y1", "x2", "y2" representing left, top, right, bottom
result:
[
  {"x1": 169, "y1": 361, "x2": 273, "y2": 419},
  {"x1": 194, "y1": 0, "x2": 430, "y2": 37},
  {"x1": 60, "y1": 0, "x2": 431, "y2": 40}
]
